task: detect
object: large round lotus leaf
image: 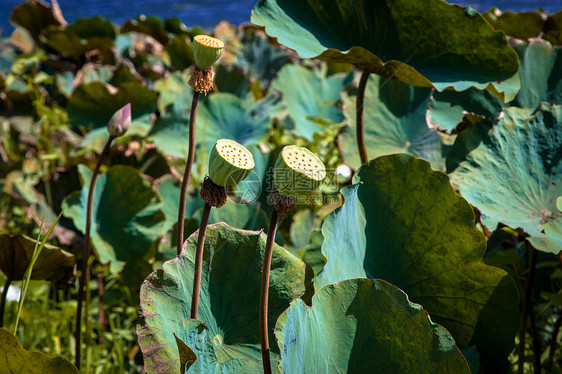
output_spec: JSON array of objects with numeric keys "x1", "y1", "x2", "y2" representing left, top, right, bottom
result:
[
  {"x1": 62, "y1": 165, "x2": 165, "y2": 275},
  {"x1": 137, "y1": 223, "x2": 306, "y2": 373},
  {"x1": 315, "y1": 154, "x2": 520, "y2": 361},
  {"x1": 0, "y1": 327, "x2": 79, "y2": 373},
  {"x1": 251, "y1": 0, "x2": 519, "y2": 96},
  {"x1": 275, "y1": 278, "x2": 470, "y2": 373},
  {"x1": 339, "y1": 74, "x2": 445, "y2": 170},
  {"x1": 449, "y1": 103, "x2": 562, "y2": 253},
  {"x1": 269, "y1": 64, "x2": 352, "y2": 141},
  {"x1": 482, "y1": 9, "x2": 546, "y2": 40},
  {"x1": 427, "y1": 88, "x2": 504, "y2": 133},
  {"x1": 194, "y1": 202, "x2": 268, "y2": 232},
  {"x1": 0, "y1": 234, "x2": 75, "y2": 284},
  {"x1": 67, "y1": 81, "x2": 157, "y2": 129},
  {"x1": 511, "y1": 38, "x2": 562, "y2": 109},
  {"x1": 165, "y1": 34, "x2": 194, "y2": 71}
]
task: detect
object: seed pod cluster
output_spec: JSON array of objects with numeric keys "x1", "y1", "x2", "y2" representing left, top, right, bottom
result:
[
  {"x1": 274, "y1": 145, "x2": 326, "y2": 199},
  {"x1": 208, "y1": 139, "x2": 255, "y2": 187},
  {"x1": 192, "y1": 35, "x2": 224, "y2": 70}
]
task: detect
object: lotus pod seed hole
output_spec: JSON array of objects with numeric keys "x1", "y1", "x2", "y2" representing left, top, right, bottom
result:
[{"x1": 216, "y1": 139, "x2": 255, "y2": 170}]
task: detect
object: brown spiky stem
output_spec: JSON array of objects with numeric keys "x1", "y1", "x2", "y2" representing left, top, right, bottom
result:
[
  {"x1": 75, "y1": 134, "x2": 116, "y2": 369},
  {"x1": 190, "y1": 177, "x2": 227, "y2": 319},
  {"x1": 177, "y1": 90, "x2": 200, "y2": 256},
  {"x1": 356, "y1": 70, "x2": 370, "y2": 165},
  {"x1": 188, "y1": 65, "x2": 215, "y2": 94},
  {"x1": 260, "y1": 191, "x2": 295, "y2": 374}
]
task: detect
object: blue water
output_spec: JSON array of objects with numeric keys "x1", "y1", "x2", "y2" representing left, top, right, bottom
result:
[{"x1": 0, "y1": 0, "x2": 560, "y2": 35}]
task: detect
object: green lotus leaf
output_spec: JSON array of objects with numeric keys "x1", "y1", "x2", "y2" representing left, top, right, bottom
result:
[
  {"x1": 427, "y1": 88, "x2": 504, "y2": 133},
  {"x1": 482, "y1": 9, "x2": 546, "y2": 40},
  {"x1": 0, "y1": 234, "x2": 75, "y2": 284},
  {"x1": 221, "y1": 25, "x2": 291, "y2": 88},
  {"x1": 10, "y1": 0, "x2": 66, "y2": 43},
  {"x1": 449, "y1": 103, "x2": 562, "y2": 253},
  {"x1": 41, "y1": 19, "x2": 116, "y2": 60},
  {"x1": 426, "y1": 38, "x2": 562, "y2": 133},
  {"x1": 530, "y1": 219, "x2": 562, "y2": 253},
  {"x1": 194, "y1": 201, "x2": 268, "y2": 232},
  {"x1": 269, "y1": 64, "x2": 352, "y2": 141},
  {"x1": 121, "y1": 16, "x2": 170, "y2": 45},
  {"x1": 316, "y1": 154, "x2": 520, "y2": 364},
  {"x1": 67, "y1": 81, "x2": 157, "y2": 129},
  {"x1": 511, "y1": 38, "x2": 562, "y2": 109},
  {"x1": 252, "y1": 0, "x2": 519, "y2": 96},
  {"x1": 545, "y1": 11, "x2": 562, "y2": 46},
  {"x1": 165, "y1": 34, "x2": 195, "y2": 71},
  {"x1": 149, "y1": 93, "x2": 270, "y2": 159},
  {"x1": 275, "y1": 278, "x2": 470, "y2": 373},
  {"x1": 156, "y1": 177, "x2": 204, "y2": 235},
  {"x1": 339, "y1": 74, "x2": 446, "y2": 170},
  {"x1": 62, "y1": 165, "x2": 165, "y2": 276},
  {"x1": 137, "y1": 223, "x2": 306, "y2": 373},
  {"x1": 0, "y1": 327, "x2": 78, "y2": 373}
]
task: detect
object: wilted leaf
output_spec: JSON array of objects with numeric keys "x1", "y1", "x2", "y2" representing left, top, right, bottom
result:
[
  {"x1": 316, "y1": 154, "x2": 520, "y2": 364},
  {"x1": 449, "y1": 103, "x2": 562, "y2": 253},
  {"x1": 0, "y1": 327, "x2": 78, "y2": 373},
  {"x1": 275, "y1": 278, "x2": 470, "y2": 373},
  {"x1": 252, "y1": 0, "x2": 519, "y2": 96},
  {"x1": 0, "y1": 234, "x2": 75, "y2": 285},
  {"x1": 137, "y1": 223, "x2": 306, "y2": 373}
]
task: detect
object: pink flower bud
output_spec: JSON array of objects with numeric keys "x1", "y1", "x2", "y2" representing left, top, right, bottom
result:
[{"x1": 107, "y1": 103, "x2": 131, "y2": 137}]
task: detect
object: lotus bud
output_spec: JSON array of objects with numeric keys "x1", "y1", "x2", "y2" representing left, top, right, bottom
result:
[
  {"x1": 192, "y1": 35, "x2": 224, "y2": 69},
  {"x1": 107, "y1": 103, "x2": 131, "y2": 137},
  {"x1": 273, "y1": 145, "x2": 326, "y2": 199},
  {"x1": 208, "y1": 139, "x2": 255, "y2": 187}
]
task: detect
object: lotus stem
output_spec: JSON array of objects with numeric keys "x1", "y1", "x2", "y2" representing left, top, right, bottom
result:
[
  {"x1": 0, "y1": 277, "x2": 12, "y2": 327},
  {"x1": 356, "y1": 70, "x2": 370, "y2": 165},
  {"x1": 517, "y1": 242, "x2": 538, "y2": 374},
  {"x1": 97, "y1": 271, "x2": 106, "y2": 344},
  {"x1": 190, "y1": 202, "x2": 211, "y2": 320},
  {"x1": 75, "y1": 134, "x2": 116, "y2": 369},
  {"x1": 260, "y1": 208, "x2": 279, "y2": 374},
  {"x1": 177, "y1": 91, "x2": 200, "y2": 256}
]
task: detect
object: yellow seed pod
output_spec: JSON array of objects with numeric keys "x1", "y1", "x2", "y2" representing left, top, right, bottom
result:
[
  {"x1": 192, "y1": 34, "x2": 224, "y2": 69},
  {"x1": 274, "y1": 145, "x2": 326, "y2": 198},
  {"x1": 209, "y1": 139, "x2": 255, "y2": 187}
]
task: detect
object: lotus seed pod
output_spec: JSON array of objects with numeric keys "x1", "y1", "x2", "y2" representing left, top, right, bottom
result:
[
  {"x1": 208, "y1": 139, "x2": 255, "y2": 187},
  {"x1": 107, "y1": 103, "x2": 131, "y2": 137},
  {"x1": 273, "y1": 145, "x2": 326, "y2": 199},
  {"x1": 192, "y1": 34, "x2": 224, "y2": 69}
]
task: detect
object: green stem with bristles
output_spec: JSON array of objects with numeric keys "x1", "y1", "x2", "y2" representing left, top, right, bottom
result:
[
  {"x1": 190, "y1": 202, "x2": 211, "y2": 319},
  {"x1": 177, "y1": 91, "x2": 201, "y2": 256},
  {"x1": 75, "y1": 134, "x2": 116, "y2": 370},
  {"x1": 356, "y1": 70, "x2": 370, "y2": 165}
]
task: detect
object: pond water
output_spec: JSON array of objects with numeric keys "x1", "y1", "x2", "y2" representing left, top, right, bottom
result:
[{"x1": 0, "y1": 0, "x2": 560, "y2": 35}]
